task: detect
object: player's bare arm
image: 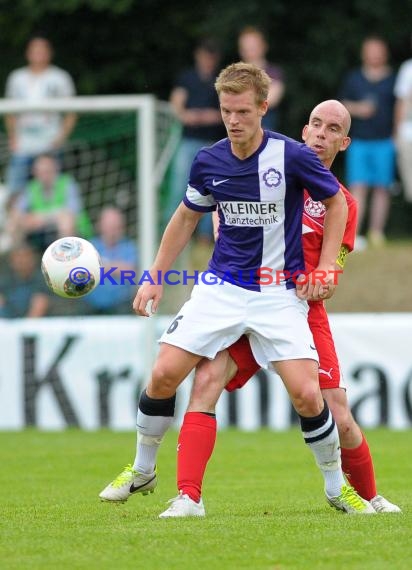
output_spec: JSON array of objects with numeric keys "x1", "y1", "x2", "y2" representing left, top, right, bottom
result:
[
  {"x1": 314, "y1": 240, "x2": 351, "y2": 301},
  {"x1": 300, "y1": 188, "x2": 347, "y2": 301},
  {"x1": 133, "y1": 203, "x2": 203, "y2": 316}
]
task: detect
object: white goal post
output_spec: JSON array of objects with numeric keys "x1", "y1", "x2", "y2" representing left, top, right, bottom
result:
[{"x1": 0, "y1": 95, "x2": 181, "y2": 375}]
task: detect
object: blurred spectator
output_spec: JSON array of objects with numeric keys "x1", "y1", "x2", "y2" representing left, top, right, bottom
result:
[
  {"x1": 4, "y1": 35, "x2": 76, "y2": 201},
  {"x1": 0, "y1": 242, "x2": 50, "y2": 318},
  {"x1": 237, "y1": 26, "x2": 285, "y2": 130},
  {"x1": 165, "y1": 38, "x2": 225, "y2": 244},
  {"x1": 339, "y1": 36, "x2": 396, "y2": 247},
  {"x1": 10, "y1": 153, "x2": 91, "y2": 252},
  {"x1": 394, "y1": 35, "x2": 412, "y2": 203},
  {"x1": 0, "y1": 184, "x2": 9, "y2": 253},
  {"x1": 84, "y1": 206, "x2": 138, "y2": 315}
]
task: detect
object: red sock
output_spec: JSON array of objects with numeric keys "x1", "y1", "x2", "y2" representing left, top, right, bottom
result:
[
  {"x1": 177, "y1": 412, "x2": 217, "y2": 503},
  {"x1": 340, "y1": 434, "x2": 377, "y2": 500}
]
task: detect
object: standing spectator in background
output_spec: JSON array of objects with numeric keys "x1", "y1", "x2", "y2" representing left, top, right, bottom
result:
[
  {"x1": 4, "y1": 35, "x2": 77, "y2": 202},
  {"x1": 237, "y1": 26, "x2": 285, "y2": 130},
  {"x1": 10, "y1": 153, "x2": 91, "y2": 252},
  {"x1": 0, "y1": 242, "x2": 50, "y2": 318},
  {"x1": 165, "y1": 38, "x2": 225, "y2": 245},
  {"x1": 394, "y1": 35, "x2": 412, "y2": 203},
  {"x1": 339, "y1": 36, "x2": 396, "y2": 248},
  {"x1": 84, "y1": 206, "x2": 138, "y2": 315}
]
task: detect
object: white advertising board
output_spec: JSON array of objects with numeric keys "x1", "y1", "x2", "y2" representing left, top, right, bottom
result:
[{"x1": 0, "y1": 314, "x2": 411, "y2": 430}]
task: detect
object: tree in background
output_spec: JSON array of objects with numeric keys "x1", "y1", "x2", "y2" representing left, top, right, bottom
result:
[{"x1": 1, "y1": 0, "x2": 412, "y2": 234}]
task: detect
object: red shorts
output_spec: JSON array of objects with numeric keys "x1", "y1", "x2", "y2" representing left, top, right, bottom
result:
[
  {"x1": 226, "y1": 335, "x2": 260, "y2": 391},
  {"x1": 226, "y1": 301, "x2": 341, "y2": 392}
]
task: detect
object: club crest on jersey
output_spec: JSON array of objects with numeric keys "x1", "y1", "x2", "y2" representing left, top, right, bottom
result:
[
  {"x1": 263, "y1": 167, "x2": 282, "y2": 188},
  {"x1": 304, "y1": 196, "x2": 326, "y2": 218}
]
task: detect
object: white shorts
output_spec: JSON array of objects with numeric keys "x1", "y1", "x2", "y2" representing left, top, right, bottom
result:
[{"x1": 159, "y1": 276, "x2": 318, "y2": 370}]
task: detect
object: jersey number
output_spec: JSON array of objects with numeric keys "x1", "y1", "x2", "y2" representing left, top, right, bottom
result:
[{"x1": 167, "y1": 315, "x2": 183, "y2": 334}]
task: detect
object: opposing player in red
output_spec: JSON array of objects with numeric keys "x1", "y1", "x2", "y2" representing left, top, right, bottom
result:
[{"x1": 160, "y1": 99, "x2": 401, "y2": 517}]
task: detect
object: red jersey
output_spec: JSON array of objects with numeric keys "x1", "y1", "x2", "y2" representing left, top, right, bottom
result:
[{"x1": 302, "y1": 184, "x2": 358, "y2": 273}]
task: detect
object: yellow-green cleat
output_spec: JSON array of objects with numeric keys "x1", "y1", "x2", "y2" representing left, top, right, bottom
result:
[
  {"x1": 99, "y1": 464, "x2": 157, "y2": 503},
  {"x1": 327, "y1": 485, "x2": 376, "y2": 514}
]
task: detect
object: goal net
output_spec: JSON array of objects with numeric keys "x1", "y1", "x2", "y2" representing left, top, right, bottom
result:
[{"x1": 0, "y1": 96, "x2": 180, "y2": 267}]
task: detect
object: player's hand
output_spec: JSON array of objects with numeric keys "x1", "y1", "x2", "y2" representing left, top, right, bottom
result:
[
  {"x1": 296, "y1": 268, "x2": 339, "y2": 301},
  {"x1": 309, "y1": 266, "x2": 340, "y2": 301},
  {"x1": 295, "y1": 274, "x2": 320, "y2": 300},
  {"x1": 295, "y1": 272, "x2": 321, "y2": 299},
  {"x1": 295, "y1": 274, "x2": 308, "y2": 300},
  {"x1": 316, "y1": 263, "x2": 342, "y2": 300},
  {"x1": 317, "y1": 282, "x2": 336, "y2": 300},
  {"x1": 133, "y1": 282, "x2": 163, "y2": 316}
]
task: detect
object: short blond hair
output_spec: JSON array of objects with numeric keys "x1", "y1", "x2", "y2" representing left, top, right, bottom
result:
[{"x1": 215, "y1": 62, "x2": 271, "y2": 105}]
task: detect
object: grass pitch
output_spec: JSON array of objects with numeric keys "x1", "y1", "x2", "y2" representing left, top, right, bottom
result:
[{"x1": 0, "y1": 429, "x2": 410, "y2": 570}]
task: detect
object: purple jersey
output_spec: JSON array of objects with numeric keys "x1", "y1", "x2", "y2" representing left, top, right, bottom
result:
[{"x1": 183, "y1": 130, "x2": 339, "y2": 291}]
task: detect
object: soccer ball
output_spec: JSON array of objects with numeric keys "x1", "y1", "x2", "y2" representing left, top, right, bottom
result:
[{"x1": 41, "y1": 237, "x2": 101, "y2": 299}]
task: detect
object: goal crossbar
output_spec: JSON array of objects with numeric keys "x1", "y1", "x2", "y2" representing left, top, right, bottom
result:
[{"x1": 0, "y1": 94, "x2": 156, "y2": 113}]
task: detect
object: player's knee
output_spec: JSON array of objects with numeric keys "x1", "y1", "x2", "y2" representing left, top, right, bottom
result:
[
  {"x1": 291, "y1": 384, "x2": 323, "y2": 416},
  {"x1": 150, "y1": 361, "x2": 181, "y2": 396},
  {"x1": 188, "y1": 362, "x2": 226, "y2": 412},
  {"x1": 194, "y1": 363, "x2": 222, "y2": 391},
  {"x1": 193, "y1": 366, "x2": 213, "y2": 391}
]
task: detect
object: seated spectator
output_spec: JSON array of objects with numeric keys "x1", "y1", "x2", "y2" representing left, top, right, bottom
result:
[
  {"x1": 10, "y1": 153, "x2": 92, "y2": 252},
  {"x1": 0, "y1": 242, "x2": 50, "y2": 318},
  {"x1": 84, "y1": 206, "x2": 138, "y2": 315}
]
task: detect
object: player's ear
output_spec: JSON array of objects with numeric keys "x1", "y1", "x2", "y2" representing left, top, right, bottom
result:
[
  {"x1": 340, "y1": 135, "x2": 351, "y2": 152},
  {"x1": 302, "y1": 125, "x2": 308, "y2": 142},
  {"x1": 258, "y1": 100, "x2": 268, "y2": 116}
]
